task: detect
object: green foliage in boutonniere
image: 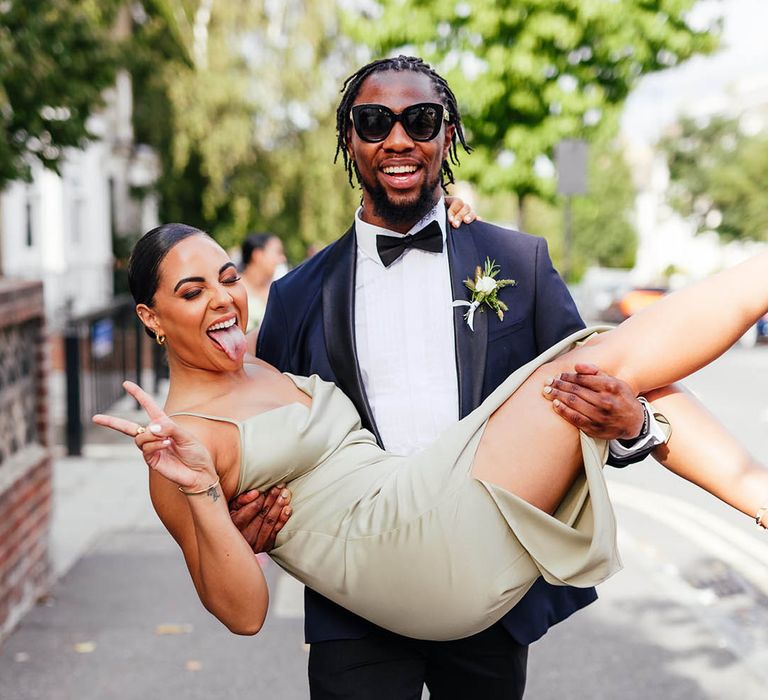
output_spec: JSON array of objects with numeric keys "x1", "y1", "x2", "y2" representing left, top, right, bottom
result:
[{"x1": 463, "y1": 257, "x2": 517, "y2": 321}]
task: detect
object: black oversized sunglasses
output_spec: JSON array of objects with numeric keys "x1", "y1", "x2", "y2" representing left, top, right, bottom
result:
[{"x1": 350, "y1": 102, "x2": 450, "y2": 143}]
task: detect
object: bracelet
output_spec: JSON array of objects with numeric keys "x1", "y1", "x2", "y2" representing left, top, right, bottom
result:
[
  {"x1": 756, "y1": 504, "x2": 768, "y2": 529},
  {"x1": 179, "y1": 476, "x2": 220, "y2": 496}
]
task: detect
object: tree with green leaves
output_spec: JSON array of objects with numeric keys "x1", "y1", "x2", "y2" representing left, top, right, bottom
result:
[
  {"x1": 131, "y1": 0, "x2": 359, "y2": 257},
  {"x1": 0, "y1": 0, "x2": 121, "y2": 187},
  {"x1": 660, "y1": 115, "x2": 768, "y2": 242},
  {"x1": 345, "y1": 0, "x2": 718, "y2": 226}
]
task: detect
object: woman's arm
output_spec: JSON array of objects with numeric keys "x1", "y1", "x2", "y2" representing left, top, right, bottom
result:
[
  {"x1": 94, "y1": 382, "x2": 270, "y2": 634},
  {"x1": 149, "y1": 459, "x2": 269, "y2": 635}
]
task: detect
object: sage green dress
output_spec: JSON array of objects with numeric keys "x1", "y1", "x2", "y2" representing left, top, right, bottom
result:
[{"x1": 174, "y1": 327, "x2": 622, "y2": 641}]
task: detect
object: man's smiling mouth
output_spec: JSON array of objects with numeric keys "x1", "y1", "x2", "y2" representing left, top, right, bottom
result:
[{"x1": 382, "y1": 165, "x2": 417, "y2": 174}]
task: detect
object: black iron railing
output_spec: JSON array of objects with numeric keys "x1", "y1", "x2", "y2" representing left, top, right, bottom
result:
[{"x1": 63, "y1": 296, "x2": 144, "y2": 456}]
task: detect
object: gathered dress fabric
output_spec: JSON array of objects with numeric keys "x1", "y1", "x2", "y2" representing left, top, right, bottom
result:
[{"x1": 174, "y1": 327, "x2": 622, "y2": 641}]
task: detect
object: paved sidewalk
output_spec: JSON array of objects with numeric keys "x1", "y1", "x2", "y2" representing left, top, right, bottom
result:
[
  {"x1": 0, "y1": 450, "x2": 309, "y2": 700},
  {"x1": 48, "y1": 450, "x2": 157, "y2": 579}
]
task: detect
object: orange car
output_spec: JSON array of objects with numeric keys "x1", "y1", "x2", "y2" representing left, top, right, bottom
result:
[{"x1": 602, "y1": 288, "x2": 666, "y2": 322}]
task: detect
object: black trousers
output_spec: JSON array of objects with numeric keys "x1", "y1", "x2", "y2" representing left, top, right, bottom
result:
[{"x1": 308, "y1": 623, "x2": 528, "y2": 700}]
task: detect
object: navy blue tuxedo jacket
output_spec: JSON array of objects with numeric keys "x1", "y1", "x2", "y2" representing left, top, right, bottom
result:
[{"x1": 257, "y1": 217, "x2": 597, "y2": 646}]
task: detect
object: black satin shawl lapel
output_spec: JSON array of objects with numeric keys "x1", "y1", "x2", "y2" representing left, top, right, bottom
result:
[
  {"x1": 446, "y1": 218, "x2": 488, "y2": 418},
  {"x1": 321, "y1": 225, "x2": 383, "y2": 444}
]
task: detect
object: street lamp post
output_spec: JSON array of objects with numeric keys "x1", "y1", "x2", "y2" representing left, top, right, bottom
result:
[{"x1": 555, "y1": 139, "x2": 588, "y2": 282}]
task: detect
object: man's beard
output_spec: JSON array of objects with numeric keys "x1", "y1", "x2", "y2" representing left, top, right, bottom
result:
[{"x1": 359, "y1": 168, "x2": 442, "y2": 229}]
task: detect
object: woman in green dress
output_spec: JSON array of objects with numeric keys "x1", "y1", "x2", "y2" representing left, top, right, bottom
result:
[{"x1": 95, "y1": 224, "x2": 768, "y2": 641}]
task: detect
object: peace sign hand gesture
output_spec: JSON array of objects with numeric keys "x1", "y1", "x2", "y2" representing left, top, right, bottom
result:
[{"x1": 93, "y1": 381, "x2": 218, "y2": 492}]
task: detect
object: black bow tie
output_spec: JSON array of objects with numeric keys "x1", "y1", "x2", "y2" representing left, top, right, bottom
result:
[{"x1": 376, "y1": 220, "x2": 444, "y2": 268}]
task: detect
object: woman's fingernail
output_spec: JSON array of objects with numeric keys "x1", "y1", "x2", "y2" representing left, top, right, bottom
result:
[
  {"x1": 149, "y1": 424, "x2": 162, "y2": 434},
  {"x1": 280, "y1": 489, "x2": 290, "y2": 500},
  {"x1": 545, "y1": 377, "x2": 554, "y2": 385},
  {"x1": 162, "y1": 439, "x2": 171, "y2": 446},
  {"x1": 543, "y1": 386, "x2": 552, "y2": 395},
  {"x1": 284, "y1": 507, "x2": 292, "y2": 516},
  {"x1": 464, "y1": 215, "x2": 471, "y2": 222},
  {"x1": 553, "y1": 399, "x2": 561, "y2": 408}
]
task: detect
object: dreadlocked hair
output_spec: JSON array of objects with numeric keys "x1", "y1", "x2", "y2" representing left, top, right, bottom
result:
[{"x1": 334, "y1": 55, "x2": 472, "y2": 191}]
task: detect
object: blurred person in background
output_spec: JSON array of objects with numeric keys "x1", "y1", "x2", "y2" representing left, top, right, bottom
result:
[
  {"x1": 229, "y1": 55, "x2": 669, "y2": 700},
  {"x1": 240, "y1": 233, "x2": 286, "y2": 346}
]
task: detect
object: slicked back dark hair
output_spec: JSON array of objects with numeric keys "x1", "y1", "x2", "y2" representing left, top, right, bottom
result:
[
  {"x1": 128, "y1": 223, "x2": 208, "y2": 338},
  {"x1": 335, "y1": 55, "x2": 472, "y2": 190}
]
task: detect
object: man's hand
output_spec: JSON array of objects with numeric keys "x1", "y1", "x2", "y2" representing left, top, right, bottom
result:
[
  {"x1": 229, "y1": 484, "x2": 292, "y2": 553},
  {"x1": 542, "y1": 363, "x2": 644, "y2": 441}
]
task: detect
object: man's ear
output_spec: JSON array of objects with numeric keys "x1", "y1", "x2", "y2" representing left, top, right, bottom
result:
[
  {"x1": 442, "y1": 123, "x2": 455, "y2": 160},
  {"x1": 136, "y1": 304, "x2": 162, "y2": 337},
  {"x1": 346, "y1": 122, "x2": 358, "y2": 156}
]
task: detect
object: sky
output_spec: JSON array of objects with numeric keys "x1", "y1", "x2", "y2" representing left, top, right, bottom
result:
[{"x1": 620, "y1": 0, "x2": 768, "y2": 144}]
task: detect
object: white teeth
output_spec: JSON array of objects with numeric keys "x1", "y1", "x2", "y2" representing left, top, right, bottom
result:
[
  {"x1": 207, "y1": 317, "x2": 236, "y2": 331},
  {"x1": 383, "y1": 165, "x2": 417, "y2": 174}
]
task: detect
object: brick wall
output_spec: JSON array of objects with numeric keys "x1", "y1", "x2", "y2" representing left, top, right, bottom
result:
[{"x1": 0, "y1": 279, "x2": 51, "y2": 640}]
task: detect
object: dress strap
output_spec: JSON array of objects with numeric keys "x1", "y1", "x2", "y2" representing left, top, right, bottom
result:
[{"x1": 167, "y1": 411, "x2": 242, "y2": 427}]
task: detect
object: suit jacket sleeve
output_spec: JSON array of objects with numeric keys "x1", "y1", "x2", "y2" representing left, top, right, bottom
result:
[
  {"x1": 256, "y1": 282, "x2": 294, "y2": 373},
  {"x1": 532, "y1": 237, "x2": 585, "y2": 353}
]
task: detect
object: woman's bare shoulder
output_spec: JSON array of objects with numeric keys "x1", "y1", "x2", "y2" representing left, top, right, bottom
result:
[{"x1": 244, "y1": 354, "x2": 285, "y2": 377}]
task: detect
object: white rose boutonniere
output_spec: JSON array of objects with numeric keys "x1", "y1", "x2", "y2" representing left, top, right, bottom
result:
[
  {"x1": 475, "y1": 275, "x2": 498, "y2": 294},
  {"x1": 452, "y1": 257, "x2": 517, "y2": 331}
]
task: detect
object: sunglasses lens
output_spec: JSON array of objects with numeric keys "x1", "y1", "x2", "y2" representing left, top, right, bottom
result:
[
  {"x1": 352, "y1": 103, "x2": 445, "y2": 142},
  {"x1": 355, "y1": 106, "x2": 393, "y2": 142},
  {"x1": 403, "y1": 104, "x2": 442, "y2": 140}
]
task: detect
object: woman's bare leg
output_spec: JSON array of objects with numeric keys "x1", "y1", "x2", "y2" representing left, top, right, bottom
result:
[
  {"x1": 472, "y1": 250, "x2": 768, "y2": 514},
  {"x1": 645, "y1": 385, "x2": 765, "y2": 520}
]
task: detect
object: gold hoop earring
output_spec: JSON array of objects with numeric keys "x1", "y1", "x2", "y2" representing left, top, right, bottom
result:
[{"x1": 156, "y1": 334, "x2": 166, "y2": 346}]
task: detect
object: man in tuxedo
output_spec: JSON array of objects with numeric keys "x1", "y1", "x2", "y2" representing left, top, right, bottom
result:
[{"x1": 232, "y1": 55, "x2": 666, "y2": 699}]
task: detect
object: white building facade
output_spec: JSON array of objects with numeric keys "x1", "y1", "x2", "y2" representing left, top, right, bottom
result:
[{"x1": 0, "y1": 69, "x2": 158, "y2": 327}]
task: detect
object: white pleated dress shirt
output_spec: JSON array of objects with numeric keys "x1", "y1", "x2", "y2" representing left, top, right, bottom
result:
[{"x1": 353, "y1": 200, "x2": 665, "y2": 459}]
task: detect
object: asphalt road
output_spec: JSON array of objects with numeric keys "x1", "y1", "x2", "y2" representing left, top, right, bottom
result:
[
  {"x1": 526, "y1": 344, "x2": 768, "y2": 699},
  {"x1": 1, "y1": 346, "x2": 767, "y2": 699}
]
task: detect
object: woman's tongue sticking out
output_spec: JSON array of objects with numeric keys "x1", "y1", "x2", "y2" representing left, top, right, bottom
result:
[{"x1": 207, "y1": 324, "x2": 247, "y2": 362}]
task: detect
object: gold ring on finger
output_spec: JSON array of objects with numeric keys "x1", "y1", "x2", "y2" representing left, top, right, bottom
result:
[{"x1": 135, "y1": 426, "x2": 146, "y2": 436}]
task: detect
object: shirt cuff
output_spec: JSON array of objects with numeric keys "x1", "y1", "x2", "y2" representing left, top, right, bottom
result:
[{"x1": 608, "y1": 397, "x2": 670, "y2": 459}]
